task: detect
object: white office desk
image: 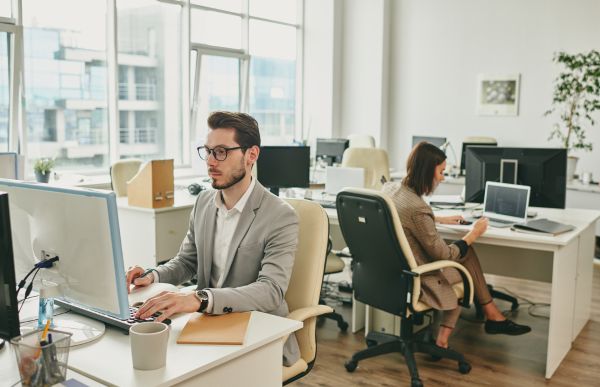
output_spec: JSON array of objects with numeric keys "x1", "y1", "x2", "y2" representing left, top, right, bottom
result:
[
  {"x1": 326, "y1": 206, "x2": 599, "y2": 379},
  {"x1": 117, "y1": 190, "x2": 197, "y2": 269},
  {"x1": 2, "y1": 310, "x2": 301, "y2": 387}
]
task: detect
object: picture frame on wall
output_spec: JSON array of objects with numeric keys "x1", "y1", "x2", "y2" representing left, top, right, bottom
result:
[{"x1": 476, "y1": 73, "x2": 520, "y2": 116}]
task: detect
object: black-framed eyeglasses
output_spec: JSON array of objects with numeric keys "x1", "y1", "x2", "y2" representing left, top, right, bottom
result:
[{"x1": 197, "y1": 145, "x2": 246, "y2": 161}]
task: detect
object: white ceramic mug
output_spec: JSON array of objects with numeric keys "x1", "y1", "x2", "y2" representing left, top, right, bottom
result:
[{"x1": 130, "y1": 322, "x2": 170, "y2": 370}]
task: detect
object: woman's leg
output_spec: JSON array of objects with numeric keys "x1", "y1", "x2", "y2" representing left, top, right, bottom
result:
[{"x1": 436, "y1": 307, "x2": 461, "y2": 348}]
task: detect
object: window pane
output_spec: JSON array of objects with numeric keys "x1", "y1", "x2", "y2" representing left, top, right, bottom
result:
[
  {"x1": 0, "y1": 32, "x2": 9, "y2": 151},
  {"x1": 250, "y1": 20, "x2": 296, "y2": 60},
  {"x1": 117, "y1": 0, "x2": 183, "y2": 164},
  {"x1": 192, "y1": 54, "x2": 240, "y2": 173},
  {"x1": 0, "y1": 0, "x2": 11, "y2": 18},
  {"x1": 191, "y1": 9, "x2": 241, "y2": 49},
  {"x1": 23, "y1": 0, "x2": 108, "y2": 172},
  {"x1": 192, "y1": 0, "x2": 242, "y2": 13},
  {"x1": 249, "y1": 21, "x2": 296, "y2": 142},
  {"x1": 250, "y1": 0, "x2": 297, "y2": 24}
]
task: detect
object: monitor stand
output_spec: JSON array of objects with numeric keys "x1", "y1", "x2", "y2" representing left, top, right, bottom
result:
[{"x1": 20, "y1": 309, "x2": 105, "y2": 346}]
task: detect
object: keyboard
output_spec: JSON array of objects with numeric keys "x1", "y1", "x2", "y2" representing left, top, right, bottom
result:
[{"x1": 55, "y1": 299, "x2": 171, "y2": 333}]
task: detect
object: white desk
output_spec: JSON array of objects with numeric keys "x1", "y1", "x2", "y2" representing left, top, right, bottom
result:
[
  {"x1": 2, "y1": 310, "x2": 302, "y2": 387},
  {"x1": 117, "y1": 190, "x2": 196, "y2": 269},
  {"x1": 326, "y1": 206, "x2": 599, "y2": 379}
]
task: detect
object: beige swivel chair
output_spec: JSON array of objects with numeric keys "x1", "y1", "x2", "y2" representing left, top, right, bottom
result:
[
  {"x1": 282, "y1": 199, "x2": 333, "y2": 384},
  {"x1": 347, "y1": 134, "x2": 376, "y2": 148},
  {"x1": 110, "y1": 159, "x2": 142, "y2": 197},
  {"x1": 463, "y1": 136, "x2": 497, "y2": 144},
  {"x1": 341, "y1": 147, "x2": 391, "y2": 190},
  {"x1": 337, "y1": 188, "x2": 474, "y2": 387}
]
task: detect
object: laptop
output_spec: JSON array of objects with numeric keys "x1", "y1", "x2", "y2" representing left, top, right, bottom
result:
[
  {"x1": 478, "y1": 181, "x2": 530, "y2": 228},
  {"x1": 325, "y1": 167, "x2": 365, "y2": 195}
]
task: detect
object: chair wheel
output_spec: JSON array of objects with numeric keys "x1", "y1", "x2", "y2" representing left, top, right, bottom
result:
[
  {"x1": 458, "y1": 361, "x2": 472, "y2": 374},
  {"x1": 411, "y1": 378, "x2": 423, "y2": 387},
  {"x1": 344, "y1": 360, "x2": 358, "y2": 372},
  {"x1": 366, "y1": 339, "x2": 378, "y2": 348},
  {"x1": 338, "y1": 321, "x2": 349, "y2": 332}
]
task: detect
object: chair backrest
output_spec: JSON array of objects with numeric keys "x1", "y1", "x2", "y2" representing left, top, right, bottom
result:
[
  {"x1": 110, "y1": 159, "x2": 142, "y2": 197},
  {"x1": 284, "y1": 199, "x2": 329, "y2": 363},
  {"x1": 348, "y1": 134, "x2": 376, "y2": 148},
  {"x1": 463, "y1": 136, "x2": 497, "y2": 144},
  {"x1": 341, "y1": 147, "x2": 390, "y2": 190},
  {"x1": 336, "y1": 188, "x2": 418, "y2": 316}
]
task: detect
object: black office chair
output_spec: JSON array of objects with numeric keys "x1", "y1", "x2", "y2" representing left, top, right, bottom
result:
[
  {"x1": 318, "y1": 238, "x2": 349, "y2": 332},
  {"x1": 336, "y1": 188, "x2": 474, "y2": 387},
  {"x1": 475, "y1": 285, "x2": 519, "y2": 320}
]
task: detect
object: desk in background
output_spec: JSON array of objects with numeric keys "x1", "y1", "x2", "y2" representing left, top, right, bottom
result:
[{"x1": 326, "y1": 206, "x2": 599, "y2": 379}]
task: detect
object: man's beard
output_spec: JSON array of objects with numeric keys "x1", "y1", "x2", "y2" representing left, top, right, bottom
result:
[{"x1": 211, "y1": 164, "x2": 246, "y2": 190}]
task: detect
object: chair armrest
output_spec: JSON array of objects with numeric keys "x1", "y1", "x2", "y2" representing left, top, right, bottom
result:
[
  {"x1": 411, "y1": 260, "x2": 474, "y2": 308},
  {"x1": 287, "y1": 305, "x2": 333, "y2": 322}
]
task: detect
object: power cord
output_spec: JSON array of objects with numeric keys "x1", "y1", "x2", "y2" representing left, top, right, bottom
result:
[{"x1": 18, "y1": 268, "x2": 41, "y2": 313}]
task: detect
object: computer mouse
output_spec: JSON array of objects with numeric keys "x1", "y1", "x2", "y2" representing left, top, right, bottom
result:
[{"x1": 459, "y1": 219, "x2": 473, "y2": 225}]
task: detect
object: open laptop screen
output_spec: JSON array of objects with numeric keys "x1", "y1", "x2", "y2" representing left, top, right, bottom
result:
[{"x1": 483, "y1": 182, "x2": 530, "y2": 222}]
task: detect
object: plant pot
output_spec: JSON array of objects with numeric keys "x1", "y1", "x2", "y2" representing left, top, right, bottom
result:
[
  {"x1": 566, "y1": 156, "x2": 578, "y2": 182},
  {"x1": 35, "y1": 171, "x2": 51, "y2": 183}
]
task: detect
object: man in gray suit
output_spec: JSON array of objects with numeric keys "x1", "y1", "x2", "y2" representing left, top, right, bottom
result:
[{"x1": 125, "y1": 111, "x2": 300, "y2": 365}]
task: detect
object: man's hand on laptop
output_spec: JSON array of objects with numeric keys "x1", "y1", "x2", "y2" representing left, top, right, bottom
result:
[{"x1": 126, "y1": 265, "x2": 154, "y2": 294}]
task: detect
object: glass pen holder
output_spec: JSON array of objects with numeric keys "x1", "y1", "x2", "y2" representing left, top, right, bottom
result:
[{"x1": 11, "y1": 329, "x2": 72, "y2": 386}]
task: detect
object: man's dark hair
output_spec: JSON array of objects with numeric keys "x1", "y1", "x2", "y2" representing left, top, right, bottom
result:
[
  {"x1": 207, "y1": 111, "x2": 261, "y2": 148},
  {"x1": 403, "y1": 141, "x2": 447, "y2": 196}
]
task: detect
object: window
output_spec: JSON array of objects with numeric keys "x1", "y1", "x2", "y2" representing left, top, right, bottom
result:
[
  {"x1": 190, "y1": 0, "x2": 302, "y2": 147},
  {"x1": 0, "y1": 31, "x2": 9, "y2": 151},
  {"x1": 22, "y1": 0, "x2": 109, "y2": 171},
  {"x1": 117, "y1": 0, "x2": 182, "y2": 163}
]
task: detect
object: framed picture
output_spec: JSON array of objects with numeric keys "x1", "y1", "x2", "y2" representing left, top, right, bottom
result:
[{"x1": 476, "y1": 73, "x2": 520, "y2": 116}]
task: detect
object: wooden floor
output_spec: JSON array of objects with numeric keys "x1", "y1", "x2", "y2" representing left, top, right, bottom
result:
[{"x1": 295, "y1": 263, "x2": 600, "y2": 386}]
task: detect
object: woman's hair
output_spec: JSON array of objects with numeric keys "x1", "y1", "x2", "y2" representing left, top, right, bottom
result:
[{"x1": 403, "y1": 141, "x2": 447, "y2": 196}]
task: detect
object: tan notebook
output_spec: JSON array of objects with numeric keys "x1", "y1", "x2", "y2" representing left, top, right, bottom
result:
[{"x1": 177, "y1": 312, "x2": 251, "y2": 345}]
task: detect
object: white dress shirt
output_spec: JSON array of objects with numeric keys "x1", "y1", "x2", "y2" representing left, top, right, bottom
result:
[{"x1": 152, "y1": 178, "x2": 255, "y2": 313}]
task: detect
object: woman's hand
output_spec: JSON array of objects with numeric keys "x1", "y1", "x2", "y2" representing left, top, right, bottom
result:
[
  {"x1": 435, "y1": 215, "x2": 464, "y2": 225},
  {"x1": 463, "y1": 217, "x2": 488, "y2": 245}
]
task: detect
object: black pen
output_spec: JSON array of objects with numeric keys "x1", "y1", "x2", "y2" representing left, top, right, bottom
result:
[{"x1": 139, "y1": 268, "x2": 155, "y2": 279}]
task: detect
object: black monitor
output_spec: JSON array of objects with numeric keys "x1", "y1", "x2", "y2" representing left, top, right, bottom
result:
[
  {"x1": 460, "y1": 141, "x2": 497, "y2": 174},
  {"x1": 316, "y1": 138, "x2": 349, "y2": 166},
  {"x1": 257, "y1": 146, "x2": 310, "y2": 196},
  {"x1": 465, "y1": 147, "x2": 567, "y2": 208},
  {"x1": 411, "y1": 136, "x2": 447, "y2": 149},
  {"x1": 0, "y1": 192, "x2": 20, "y2": 342}
]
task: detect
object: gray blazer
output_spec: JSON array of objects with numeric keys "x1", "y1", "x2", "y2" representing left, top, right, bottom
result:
[
  {"x1": 382, "y1": 182, "x2": 464, "y2": 311},
  {"x1": 155, "y1": 181, "x2": 300, "y2": 366}
]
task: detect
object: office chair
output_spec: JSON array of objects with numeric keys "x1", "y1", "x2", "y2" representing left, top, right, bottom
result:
[
  {"x1": 463, "y1": 136, "x2": 497, "y2": 144},
  {"x1": 282, "y1": 199, "x2": 333, "y2": 385},
  {"x1": 341, "y1": 147, "x2": 390, "y2": 190},
  {"x1": 110, "y1": 159, "x2": 142, "y2": 197},
  {"x1": 319, "y1": 238, "x2": 349, "y2": 332},
  {"x1": 337, "y1": 188, "x2": 474, "y2": 387},
  {"x1": 348, "y1": 134, "x2": 376, "y2": 148}
]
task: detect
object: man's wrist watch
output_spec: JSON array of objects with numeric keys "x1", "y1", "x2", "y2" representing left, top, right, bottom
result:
[{"x1": 195, "y1": 289, "x2": 209, "y2": 313}]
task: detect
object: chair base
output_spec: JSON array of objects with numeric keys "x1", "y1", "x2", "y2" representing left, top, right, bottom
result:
[
  {"x1": 344, "y1": 318, "x2": 471, "y2": 386},
  {"x1": 475, "y1": 285, "x2": 519, "y2": 320},
  {"x1": 318, "y1": 298, "x2": 349, "y2": 332}
]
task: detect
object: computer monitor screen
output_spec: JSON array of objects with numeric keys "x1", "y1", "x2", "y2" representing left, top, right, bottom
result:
[
  {"x1": 316, "y1": 138, "x2": 349, "y2": 166},
  {"x1": 257, "y1": 146, "x2": 310, "y2": 195},
  {"x1": 411, "y1": 136, "x2": 447, "y2": 149},
  {"x1": 0, "y1": 179, "x2": 129, "y2": 320},
  {"x1": 0, "y1": 192, "x2": 20, "y2": 341},
  {"x1": 460, "y1": 141, "x2": 497, "y2": 174},
  {"x1": 465, "y1": 147, "x2": 567, "y2": 208}
]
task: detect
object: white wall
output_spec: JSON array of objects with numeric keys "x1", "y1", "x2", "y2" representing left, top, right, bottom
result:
[{"x1": 387, "y1": 0, "x2": 600, "y2": 177}]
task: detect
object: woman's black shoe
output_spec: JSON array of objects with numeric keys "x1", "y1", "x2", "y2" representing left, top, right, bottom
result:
[{"x1": 484, "y1": 319, "x2": 531, "y2": 335}]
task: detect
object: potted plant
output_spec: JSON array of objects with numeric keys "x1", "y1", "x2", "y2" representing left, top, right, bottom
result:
[
  {"x1": 33, "y1": 158, "x2": 55, "y2": 183},
  {"x1": 545, "y1": 50, "x2": 600, "y2": 181}
]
